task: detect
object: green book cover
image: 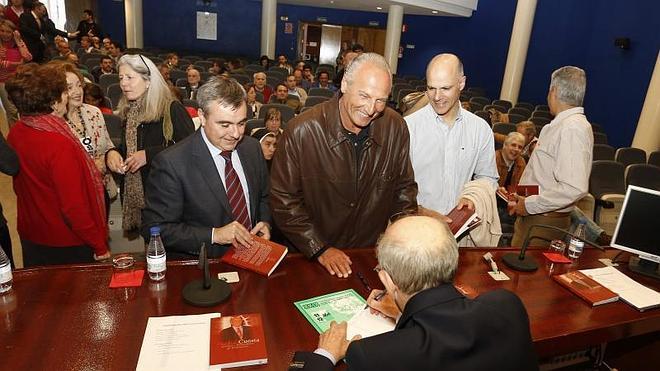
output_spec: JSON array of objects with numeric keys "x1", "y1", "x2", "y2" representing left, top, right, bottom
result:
[{"x1": 294, "y1": 289, "x2": 367, "y2": 333}]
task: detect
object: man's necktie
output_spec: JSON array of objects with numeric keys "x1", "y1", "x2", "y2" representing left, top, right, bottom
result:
[{"x1": 220, "y1": 151, "x2": 251, "y2": 230}]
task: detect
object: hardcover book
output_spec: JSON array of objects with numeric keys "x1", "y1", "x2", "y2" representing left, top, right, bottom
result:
[
  {"x1": 553, "y1": 271, "x2": 619, "y2": 306},
  {"x1": 221, "y1": 236, "x2": 287, "y2": 276},
  {"x1": 210, "y1": 313, "x2": 268, "y2": 369},
  {"x1": 446, "y1": 206, "x2": 479, "y2": 238}
]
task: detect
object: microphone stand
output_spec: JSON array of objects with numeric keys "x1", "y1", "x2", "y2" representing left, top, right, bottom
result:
[
  {"x1": 182, "y1": 243, "x2": 232, "y2": 307},
  {"x1": 502, "y1": 224, "x2": 605, "y2": 272}
]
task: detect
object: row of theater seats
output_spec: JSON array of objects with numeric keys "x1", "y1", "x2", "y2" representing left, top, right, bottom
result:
[{"x1": 583, "y1": 152, "x2": 660, "y2": 234}]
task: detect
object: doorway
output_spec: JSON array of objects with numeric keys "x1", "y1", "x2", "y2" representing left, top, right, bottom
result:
[{"x1": 298, "y1": 22, "x2": 386, "y2": 66}]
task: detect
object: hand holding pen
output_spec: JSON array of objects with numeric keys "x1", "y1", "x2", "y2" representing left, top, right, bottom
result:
[{"x1": 366, "y1": 289, "x2": 400, "y2": 320}]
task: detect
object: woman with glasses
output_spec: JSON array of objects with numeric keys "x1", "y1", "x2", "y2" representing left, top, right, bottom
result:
[{"x1": 105, "y1": 54, "x2": 194, "y2": 232}]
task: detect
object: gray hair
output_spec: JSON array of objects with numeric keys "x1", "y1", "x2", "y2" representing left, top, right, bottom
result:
[
  {"x1": 116, "y1": 54, "x2": 173, "y2": 122},
  {"x1": 376, "y1": 219, "x2": 458, "y2": 295},
  {"x1": 253, "y1": 71, "x2": 266, "y2": 80},
  {"x1": 197, "y1": 76, "x2": 246, "y2": 116},
  {"x1": 504, "y1": 131, "x2": 526, "y2": 146},
  {"x1": 550, "y1": 66, "x2": 586, "y2": 106},
  {"x1": 343, "y1": 52, "x2": 392, "y2": 86}
]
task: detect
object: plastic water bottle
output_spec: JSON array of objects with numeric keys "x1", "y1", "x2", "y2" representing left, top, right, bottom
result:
[
  {"x1": 568, "y1": 223, "x2": 586, "y2": 259},
  {"x1": 147, "y1": 226, "x2": 166, "y2": 281},
  {"x1": 0, "y1": 244, "x2": 12, "y2": 294}
]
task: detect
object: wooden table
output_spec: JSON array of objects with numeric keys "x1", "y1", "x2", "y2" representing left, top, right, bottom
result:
[{"x1": 1, "y1": 248, "x2": 659, "y2": 370}]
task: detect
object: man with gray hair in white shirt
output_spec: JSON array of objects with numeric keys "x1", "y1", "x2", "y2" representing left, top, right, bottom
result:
[
  {"x1": 405, "y1": 54, "x2": 498, "y2": 220},
  {"x1": 510, "y1": 66, "x2": 593, "y2": 246}
]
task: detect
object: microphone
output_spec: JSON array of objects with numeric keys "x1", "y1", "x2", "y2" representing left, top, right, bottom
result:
[
  {"x1": 502, "y1": 224, "x2": 605, "y2": 272},
  {"x1": 182, "y1": 243, "x2": 232, "y2": 307}
]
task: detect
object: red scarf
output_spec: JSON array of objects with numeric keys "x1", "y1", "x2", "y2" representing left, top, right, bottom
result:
[{"x1": 21, "y1": 114, "x2": 108, "y2": 238}]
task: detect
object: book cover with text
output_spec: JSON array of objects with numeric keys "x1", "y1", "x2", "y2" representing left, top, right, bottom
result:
[{"x1": 210, "y1": 313, "x2": 268, "y2": 369}]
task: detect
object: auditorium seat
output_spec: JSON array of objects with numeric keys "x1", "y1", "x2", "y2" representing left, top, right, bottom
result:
[
  {"x1": 391, "y1": 83, "x2": 414, "y2": 103},
  {"x1": 515, "y1": 102, "x2": 535, "y2": 111},
  {"x1": 194, "y1": 61, "x2": 213, "y2": 71},
  {"x1": 258, "y1": 103, "x2": 295, "y2": 123},
  {"x1": 107, "y1": 84, "x2": 123, "y2": 108},
  {"x1": 308, "y1": 88, "x2": 335, "y2": 98},
  {"x1": 469, "y1": 96, "x2": 490, "y2": 106},
  {"x1": 84, "y1": 57, "x2": 101, "y2": 71},
  {"x1": 625, "y1": 164, "x2": 660, "y2": 191},
  {"x1": 99, "y1": 74, "x2": 119, "y2": 94},
  {"x1": 233, "y1": 74, "x2": 250, "y2": 86},
  {"x1": 591, "y1": 122, "x2": 604, "y2": 133},
  {"x1": 593, "y1": 144, "x2": 615, "y2": 161},
  {"x1": 170, "y1": 70, "x2": 186, "y2": 83},
  {"x1": 590, "y1": 160, "x2": 626, "y2": 234},
  {"x1": 244, "y1": 64, "x2": 265, "y2": 74},
  {"x1": 103, "y1": 114, "x2": 123, "y2": 148},
  {"x1": 266, "y1": 76, "x2": 283, "y2": 88},
  {"x1": 615, "y1": 147, "x2": 646, "y2": 168},
  {"x1": 183, "y1": 56, "x2": 202, "y2": 62},
  {"x1": 508, "y1": 107, "x2": 531, "y2": 117},
  {"x1": 535, "y1": 104, "x2": 550, "y2": 111},
  {"x1": 246, "y1": 119, "x2": 264, "y2": 134},
  {"x1": 304, "y1": 96, "x2": 329, "y2": 107},
  {"x1": 397, "y1": 88, "x2": 415, "y2": 108},
  {"x1": 531, "y1": 110, "x2": 553, "y2": 119},
  {"x1": 507, "y1": 113, "x2": 526, "y2": 124},
  {"x1": 492, "y1": 122, "x2": 516, "y2": 136},
  {"x1": 649, "y1": 151, "x2": 660, "y2": 167},
  {"x1": 529, "y1": 117, "x2": 551, "y2": 126},
  {"x1": 492, "y1": 99, "x2": 512, "y2": 111},
  {"x1": 470, "y1": 102, "x2": 484, "y2": 112},
  {"x1": 593, "y1": 132, "x2": 608, "y2": 145}
]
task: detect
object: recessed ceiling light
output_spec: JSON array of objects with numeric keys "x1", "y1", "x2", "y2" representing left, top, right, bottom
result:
[
  {"x1": 376, "y1": 7, "x2": 383, "y2": 10},
  {"x1": 431, "y1": 10, "x2": 439, "y2": 14},
  {"x1": 330, "y1": 1, "x2": 334, "y2": 3}
]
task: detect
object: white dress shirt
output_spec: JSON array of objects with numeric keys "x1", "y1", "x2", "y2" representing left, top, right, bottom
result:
[
  {"x1": 406, "y1": 103, "x2": 498, "y2": 215},
  {"x1": 521, "y1": 107, "x2": 593, "y2": 214},
  {"x1": 201, "y1": 129, "x2": 252, "y2": 218}
]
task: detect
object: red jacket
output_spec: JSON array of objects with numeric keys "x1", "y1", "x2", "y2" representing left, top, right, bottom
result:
[{"x1": 8, "y1": 121, "x2": 108, "y2": 256}]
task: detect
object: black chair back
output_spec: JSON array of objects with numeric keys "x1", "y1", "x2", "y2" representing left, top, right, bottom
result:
[
  {"x1": 625, "y1": 164, "x2": 660, "y2": 191},
  {"x1": 593, "y1": 144, "x2": 615, "y2": 161},
  {"x1": 590, "y1": 160, "x2": 625, "y2": 199},
  {"x1": 615, "y1": 147, "x2": 646, "y2": 168},
  {"x1": 103, "y1": 114, "x2": 123, "y2": 148}
]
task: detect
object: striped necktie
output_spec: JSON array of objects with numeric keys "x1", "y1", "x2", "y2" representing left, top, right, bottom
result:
[{"x1": 220, "y1": 151, "x2": 251, "y2": 230}]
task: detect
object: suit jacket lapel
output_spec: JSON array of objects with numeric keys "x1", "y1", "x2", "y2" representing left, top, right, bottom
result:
[
  {"x1": 236, "y1": 140, "x2": 258, "y2": 221},
  {"x1": 191, "y1": 131, "x2": 233, "y2": 217}
]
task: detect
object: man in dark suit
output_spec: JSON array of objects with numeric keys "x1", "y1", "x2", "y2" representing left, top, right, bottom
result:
[
  {"x1": 19, "y1": 1, "x2": 76, "y2": 63},
  {"x1": 290, "y1": 216, "x2": 538, "y2": 371},
  {"x1": 142, "y1": 77, "x2": 271, "y2": 259}
]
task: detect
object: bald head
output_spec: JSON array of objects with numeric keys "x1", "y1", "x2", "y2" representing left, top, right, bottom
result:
[
  {"x1": 377, "y1": 216, "x2": 459, "y2": 295},
  {"x1": 425, "y1": 53, "x2": 466, "y2": 119},
  {"x1": 426, "y1": 53, "x2": 464, "y2": 78}
]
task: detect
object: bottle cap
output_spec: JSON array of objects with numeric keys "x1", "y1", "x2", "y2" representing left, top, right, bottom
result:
[{"x1": 150, "y1": 226, "x2": 161, "y2": 235}]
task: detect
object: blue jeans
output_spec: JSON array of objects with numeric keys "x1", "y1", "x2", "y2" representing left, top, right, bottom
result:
[{"x1": 570, "y1": 208, "x2": 604, "y2": 242}]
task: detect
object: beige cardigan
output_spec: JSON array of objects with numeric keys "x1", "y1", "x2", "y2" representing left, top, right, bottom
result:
[{"x1": 459, "y1": 179, "x2": 502, "y2": 247}]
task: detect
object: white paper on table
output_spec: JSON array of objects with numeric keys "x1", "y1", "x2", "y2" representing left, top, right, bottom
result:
[
  {"x1": 136, "y1": 313, "x2": 221, "y2": 371},
  {"x1": 346, "y1": 308, "x2": 396, "y2": 340},
  {"x1": 580, "y1": 266, "x2": 660, "y2": 311}
]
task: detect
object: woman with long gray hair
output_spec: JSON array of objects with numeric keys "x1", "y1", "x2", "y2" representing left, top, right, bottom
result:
[{"x1": 105, "y1": 54, "x2": 194, "y2": 231}]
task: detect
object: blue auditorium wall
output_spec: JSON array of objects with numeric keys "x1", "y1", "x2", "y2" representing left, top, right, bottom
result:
[
  {"x1": 96, "y1": 0, "x2": 659, "y2": 148},
  {"x1": 521, "y1": 0, "x2": 659, "y2": 148}
]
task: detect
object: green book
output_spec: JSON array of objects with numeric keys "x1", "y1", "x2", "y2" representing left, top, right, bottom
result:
[{"x1": 294, "y1": 289, "x2": 367, "y2": 333}]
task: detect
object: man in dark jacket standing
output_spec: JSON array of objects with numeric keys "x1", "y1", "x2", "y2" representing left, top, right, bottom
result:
[
  {"x1": 270, "y1": 53, "x2": 417, "y2": 278},
  {"x1": 290, "y1": 216, "x2": 538, "y2": 371}
]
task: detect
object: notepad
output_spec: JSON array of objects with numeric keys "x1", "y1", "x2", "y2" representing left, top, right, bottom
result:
[
  {"x1": 109, "y1": 269, "x2": 144, "y2": 288},
  {"x1": 346, "y1": 308, "x2": 395, "y2": 340},
  {"x1": 580, "y1": 266, "x2": 660, "y2": 311}
]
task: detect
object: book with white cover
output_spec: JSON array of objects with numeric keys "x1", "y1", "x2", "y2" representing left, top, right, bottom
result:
[
  {"x1": 136, "y1": 313, "x2": 221, "y2": 371},
  {"x1": 580, "y1": 266, "x2": 660, "y2": 311}
]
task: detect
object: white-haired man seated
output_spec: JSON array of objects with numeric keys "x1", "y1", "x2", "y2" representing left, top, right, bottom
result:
[{"x1": 290, "y1": 216, "x2": 538, "y2": 371}]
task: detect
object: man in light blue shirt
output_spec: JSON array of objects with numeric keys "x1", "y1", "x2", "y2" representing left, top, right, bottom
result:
[{"x1": 405, "y1": 54, "x2": 498, "y2": 218}]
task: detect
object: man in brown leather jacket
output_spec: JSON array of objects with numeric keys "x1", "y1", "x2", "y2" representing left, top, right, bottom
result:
[{"x1": 270, "y1": 53, "x2": 418, "y2": 278}]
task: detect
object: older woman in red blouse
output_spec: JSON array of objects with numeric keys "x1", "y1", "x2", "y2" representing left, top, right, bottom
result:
[{"x1": 6, "y1": 63, "x2": 110, "y2": 267}]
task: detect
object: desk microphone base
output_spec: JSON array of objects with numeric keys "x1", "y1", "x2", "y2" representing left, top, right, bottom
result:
[
  {"x1": 502, "y1": 253, "x2": 538, "y2": 272},
  {"x1": 182, "y1": 278, "x2": 231, "y2": 307}
]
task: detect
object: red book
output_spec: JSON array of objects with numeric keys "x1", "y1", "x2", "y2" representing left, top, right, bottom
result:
[
  {"x1": 210, "y1": 313, "x2": 268, "y2": 369},
  {"x1": 553, "y1": 271, "x2": 619, "y2": 306},
  {"x1": 221, "y1": 236, "x2": 288, "y2": 276},
  {"x1": 516, "y1": 184, "x2": 539, "y2": 197},
  {"x1": 446, "y1": 206, "x2": 478, "y2": 237}
]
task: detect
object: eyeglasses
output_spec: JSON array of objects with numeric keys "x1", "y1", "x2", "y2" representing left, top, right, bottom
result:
[
  {"x1": 374, "y1": 265, "x2": 383, "y2": 273},
  {"x1": 138, "y1": 54, "x2": 151, "y2": 76}
]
